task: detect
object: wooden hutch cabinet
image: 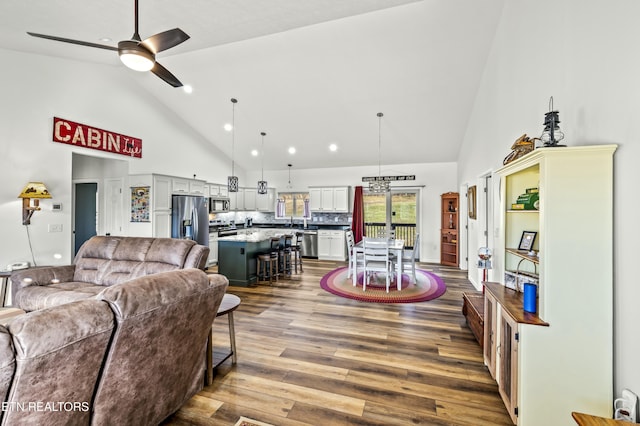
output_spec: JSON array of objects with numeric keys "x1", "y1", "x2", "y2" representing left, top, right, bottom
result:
[
  {"x1": 440, "y1": 192, "x2": 459, "y2": 266},
  {"x1": 484, "y1": 145, "x2": 616, "y2": 425}
]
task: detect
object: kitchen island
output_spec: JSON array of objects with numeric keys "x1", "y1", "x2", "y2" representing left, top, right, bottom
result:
[{"x1": 217, "y1": 232, "x2": 272, "y2": 286}]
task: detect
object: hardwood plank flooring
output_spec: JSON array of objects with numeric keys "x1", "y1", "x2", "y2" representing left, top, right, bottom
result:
[{"x1": 163, "y1": 260, "x2": 512, "y2": 426}]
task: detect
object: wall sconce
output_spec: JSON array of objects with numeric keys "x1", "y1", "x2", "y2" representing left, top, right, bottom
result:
[{"x1": 18, "y1": 182, "x2": 52, "y2": 225}]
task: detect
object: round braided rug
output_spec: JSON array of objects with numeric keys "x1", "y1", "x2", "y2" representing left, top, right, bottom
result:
[{"x1": 319, "y1": 266, "x2": 446, "y2": 304}]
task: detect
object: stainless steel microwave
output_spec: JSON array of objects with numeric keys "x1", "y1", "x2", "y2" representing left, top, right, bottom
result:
[{"x1": 209, "y1": 197, "x2": 230, "y2": 212}]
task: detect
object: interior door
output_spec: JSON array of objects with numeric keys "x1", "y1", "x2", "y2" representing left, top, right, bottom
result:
[{"x1": 74, "y1": 182, "x2": 98, "y2": 255}]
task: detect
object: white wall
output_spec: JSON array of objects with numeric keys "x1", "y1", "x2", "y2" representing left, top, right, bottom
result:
[
  {"x1": 246, "y1": 161, "x2": 457, "y2": 263},
  {"x1": 457, "y1": 0, "x2": 640, "y2": 400},
  {"x1": 0, "y1": 48, "x2": 237, "y2": 267}
]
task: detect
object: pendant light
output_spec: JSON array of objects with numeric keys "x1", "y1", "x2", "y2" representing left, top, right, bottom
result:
[
  {"x1": 227, "y1": 98, "x2": 239, "y2": 192},
  {"x1": 369, "y1": 112, "x2": 390, "y2": 193},
  {"x1": 286, "y1": 164, "x2": 293, "y2": 189},
  {"x1": 257, "y1": 132, "x2": 268, "y2": 194}
]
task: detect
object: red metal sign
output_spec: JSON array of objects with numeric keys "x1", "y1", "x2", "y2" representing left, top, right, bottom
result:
[{"x1": 52, "y1": 117, "x2": 142, "y2": 158}]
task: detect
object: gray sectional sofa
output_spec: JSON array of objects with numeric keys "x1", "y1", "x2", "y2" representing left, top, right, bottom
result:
[{"x1": 1, "y1": 236, "x2": 229, "y2": 425}]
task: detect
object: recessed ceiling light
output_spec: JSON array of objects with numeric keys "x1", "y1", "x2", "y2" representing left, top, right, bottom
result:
[
  {"x1": 329, "y1": 144, "x2": 337, "y2": 152},
  {"x1": 251, "y1": 149, "x2": 258, "y2": 156},
  {"x1": 99, "y1": 37, "x2": 112, "y2": 42},
  {"x1": 224, "y1": 123, "x2": 233, "y2": 132},
  {"x1": 183, "y1": 85, "x2": 193, "y2": 94},
  {"x1": 288, "y1": 147, "x2": 296, "y2": 154}
]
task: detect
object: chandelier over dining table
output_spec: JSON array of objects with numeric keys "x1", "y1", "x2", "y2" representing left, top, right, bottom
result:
[{"x1": 369, "y1": 112, "x2": 390, "y2": 193}]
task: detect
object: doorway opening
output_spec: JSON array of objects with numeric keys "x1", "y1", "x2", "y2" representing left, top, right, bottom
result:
[{"x1": 74, "y1": 182, "x2": 98, "y2": 255}]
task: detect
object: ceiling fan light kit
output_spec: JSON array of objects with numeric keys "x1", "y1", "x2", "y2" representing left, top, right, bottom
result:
[
  {"x1": 27, "y1": 0, "x2": 189, "y2": 87},
  {"x1": 118, "y1": 40, "x2": 154, "y2": 71}
]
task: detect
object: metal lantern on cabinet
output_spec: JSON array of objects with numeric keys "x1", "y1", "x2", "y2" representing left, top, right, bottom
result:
[
  {"x1": 227, "y1": 98, "x2": 239, "y2": 192},
  {"x1": 369, "y1": 112, "x2": 390, "y2": 193},
  {"x1": 257, "y1": 132, "x2": 268, "y2": 194},
  {"x1": 540, "y1": 96, "x2": 565, "y2": 147}
]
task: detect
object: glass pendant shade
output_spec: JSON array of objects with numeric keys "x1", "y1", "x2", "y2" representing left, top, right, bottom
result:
[
  {"x1": 228, "y1": 176, "x2": 239, "y2": 193},
  {"x1": 257, "y1": 180, "x2": 268, "y2": 194}
]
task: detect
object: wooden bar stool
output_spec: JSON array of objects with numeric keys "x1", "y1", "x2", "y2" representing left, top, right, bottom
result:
[
  {"x1": 281, "y1": 234, "x2": 293, "y2": 276},
  {"x1": 257, "y1": 252, "x2": 277, "y2": 284},
  {"x1": 291, "y1": 232, "x2": 304, "y2": 273}
]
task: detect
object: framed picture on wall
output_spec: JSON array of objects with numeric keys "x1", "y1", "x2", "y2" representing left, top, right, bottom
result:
[{"x1": 468, "y1": 185, "x2": 477, "y2": 219}]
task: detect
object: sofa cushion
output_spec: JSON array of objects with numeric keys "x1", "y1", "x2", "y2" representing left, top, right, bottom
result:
[
  {"x1": 73, "y1": 236, "x2": 199, "y2": 286},
  {"x1": 14, "y1": 282, "x2": 106, "y2": 313},
  {"x1": 3, "y1": 299, "x2": 114, "y2": 425}
]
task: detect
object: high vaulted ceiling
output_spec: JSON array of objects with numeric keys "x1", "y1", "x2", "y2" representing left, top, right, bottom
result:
[{"x1": 0, "y1": 0, "x2": 505, "y2": 172}]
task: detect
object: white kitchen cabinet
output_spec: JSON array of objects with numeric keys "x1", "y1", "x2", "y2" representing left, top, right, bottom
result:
[
  {"x1": 309, "y1": 186, "x2": 350, "y2": 212},
  {"x1": 171, "y1": 177, "x2": 206, "y2": 195},
  {"x1": 484, "y1": 145, "x2": 617, "y2": 425},
  {"x1": 308, "y1": 188, "x2": 322, "y2": 211},
  {"x1": 189, "y1": 179, "x2": 206, "y2": 195},
  {"x1": 256, "y1": 188, "x2": 275, "y2": 211},
  {"x1": 318, "y1": 229, "x2": 346, "y2": 261},
  {"x1": 333, "y1": 187, "x2": 349, "y2": 212},
  {"x1": 152, "y1": 175, "x2": 171, "y2": 211},
  {"x1": 229, "y1": 188, "x2": 245, "y2": 211},
  {"x1": 171, "y1": 177, "x2": 190, "y2": 194},
  {"x1": 152, "y1": 210, "x2": 171, "y2": 238},
  {"x1": 244, "y1": 188, "x2": 257, "y2": 211}
]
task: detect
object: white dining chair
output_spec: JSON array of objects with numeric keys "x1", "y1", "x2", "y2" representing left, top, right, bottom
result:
[
  {"x1": 345, "y1": 230, "x2": 363, "y2": 285},
  {"x1": 362, "y1": 237, "x2": 394, "y2": 292},
  {"x1": 400, "y1": 233, "x2": 420, "y2": 283}
]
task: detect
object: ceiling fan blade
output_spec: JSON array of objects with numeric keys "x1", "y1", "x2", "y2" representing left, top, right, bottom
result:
[
  {"x1": 141, "y1": 28, "x2": 189, "y2": 54},
  {"x1": 27, "y1": 32, "x2": 118, "y2": 51},
  {"x1": 151, "y1": 62, "x2": 183, "y2": 87}
]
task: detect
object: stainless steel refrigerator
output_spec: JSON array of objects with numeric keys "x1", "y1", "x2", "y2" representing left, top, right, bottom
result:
[{"x1": 171, "y1": 195, "x2": 208, "y2": 247}]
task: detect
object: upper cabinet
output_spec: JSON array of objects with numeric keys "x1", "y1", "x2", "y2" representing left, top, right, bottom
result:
[
  {"x1": 487, "y1": 145, "x2": 617, "y2": 425},
  {"x1": 256, "y1": 188, "x2": 276, "y2": 212},
  {"x1": 171, "y1": 177, "x2": 206, "y2": 195},
  {"x1": 226, "y1": 187, "x2": 275, "y2": 212},
  {"x1": 309, "y1": 186, "x2": 350, "y2": 212}
]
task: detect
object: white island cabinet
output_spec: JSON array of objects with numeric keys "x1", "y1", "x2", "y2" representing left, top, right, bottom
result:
[{"x1": 484, "y1": 145, "x2": 616, "y2": 425}]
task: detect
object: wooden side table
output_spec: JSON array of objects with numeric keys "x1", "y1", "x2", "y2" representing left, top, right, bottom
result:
[
  {"x1": 206, "y1": 293, "x2": 241, "y2": 385},
  {"x1": 572, "y1": 412, "x2": 628, "y2": 425}
]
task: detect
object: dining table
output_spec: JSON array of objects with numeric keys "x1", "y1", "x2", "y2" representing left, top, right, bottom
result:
[{"x1": 353, "y1": 238, "x2": 404, "y2": 291}]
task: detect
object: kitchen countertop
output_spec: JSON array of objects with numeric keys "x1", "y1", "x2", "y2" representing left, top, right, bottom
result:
[{"x1": 210, "y1": 223, "x2": 351, "y2": 232}]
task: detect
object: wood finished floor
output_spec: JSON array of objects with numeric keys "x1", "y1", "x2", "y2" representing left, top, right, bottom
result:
[{"x1": 163, "y1": 259, "x2": 512, "y2": 426}]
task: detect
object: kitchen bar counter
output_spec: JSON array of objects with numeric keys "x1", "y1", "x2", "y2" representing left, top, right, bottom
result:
[{"x1": 217, "y1": 235, "x2": 271, "y2": 287}]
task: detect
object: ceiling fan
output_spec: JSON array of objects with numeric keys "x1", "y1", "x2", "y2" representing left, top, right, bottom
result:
[{"x1": 27, "y1": 0, "x2": 189, "y2": 87}]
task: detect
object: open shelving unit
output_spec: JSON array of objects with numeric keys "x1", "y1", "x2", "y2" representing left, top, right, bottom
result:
[{"x1": 440, "y1": 192, "x2": 459, "y2": 266}]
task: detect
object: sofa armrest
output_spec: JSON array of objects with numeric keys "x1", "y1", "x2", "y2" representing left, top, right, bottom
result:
[{"x1": 10, "y1": 265, "x2": 76, "y2": 300}]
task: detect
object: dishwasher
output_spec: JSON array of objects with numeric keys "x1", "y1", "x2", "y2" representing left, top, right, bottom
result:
[{"x1": 301, "y1": 230, "x2": 318, "y2": 258}]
